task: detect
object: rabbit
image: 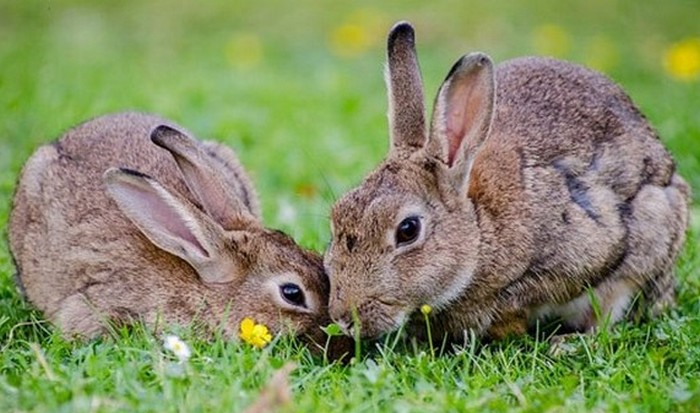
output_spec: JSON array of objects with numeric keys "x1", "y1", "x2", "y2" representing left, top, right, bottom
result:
[
  {"x1": 8, "y1": 111, "x2": 344, "y2": 351},
  {"x1": 324, "y1": 21, "x2": 690, "y2": 342}
]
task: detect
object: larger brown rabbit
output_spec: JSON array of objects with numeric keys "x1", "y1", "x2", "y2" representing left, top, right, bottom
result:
[
  {"x1": 9, "y1": 112, "x2": 338, "y2": 349},
  {"x1": 325, "y1": 22, "x2": 690, "y2": 341}
]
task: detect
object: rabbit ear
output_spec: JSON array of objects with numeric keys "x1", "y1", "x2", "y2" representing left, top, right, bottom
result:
[
  {"x1": 386, "y1": 21, "x2": 427, "y2": 156},
  {"x1": 104, "y1": 168, "x2": 242, "y2": 284},
  {"x1": 427, "y1": 52, "x2": 495, "y2": 192},
  {"x1": 150, "y1": 125, "x2": 256, "y2": 230}
]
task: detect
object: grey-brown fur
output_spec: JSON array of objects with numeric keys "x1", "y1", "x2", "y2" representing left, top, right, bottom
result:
[
  {"x1": 325, "y1": 22, "x2": 690, "y2": 341},
  {"x1": 9, "y1": 112, "x2": 340, "y2": 349}
]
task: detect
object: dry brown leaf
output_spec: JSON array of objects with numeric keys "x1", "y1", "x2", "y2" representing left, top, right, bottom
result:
[{"x1": 242, "y1": 363, "x2": 296, "y2": 413}]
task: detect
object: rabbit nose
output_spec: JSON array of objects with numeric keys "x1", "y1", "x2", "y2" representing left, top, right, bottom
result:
[
  {"x1": 329, "y1": 305, "x2": 346, "y2": 325},
  {"x1": 335, "y1": 317, "x2": 356, "y2": 337},
  {"x1": 329, "y1": 306, "x2": 355, "y2": 336},
  {"x1": 329, "y1": 294, "x2": 346, "y2": 321}
]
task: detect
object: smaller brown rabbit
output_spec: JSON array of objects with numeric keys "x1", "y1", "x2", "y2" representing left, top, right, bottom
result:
[
  {"x1": 325, "y1": 22, "x2": 690, "y2": 342},
  {"x1": 9, "y1": 112, "x2": 340, "y2": 350}
]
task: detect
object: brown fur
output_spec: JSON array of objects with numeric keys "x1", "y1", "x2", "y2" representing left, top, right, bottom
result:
[
  {"x1": 9, "y1": 112, "x2": 345, "y2": 351},
  {"x1": 325, "y1": 22, "x2": 690, "y2": 341}
]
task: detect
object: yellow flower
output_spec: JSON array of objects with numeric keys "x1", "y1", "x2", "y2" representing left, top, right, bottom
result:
[
  {"x1": 329, "y1": 23, "x2": 372, "y2": 58},
  {"x1": 664, "y1": 38, "x2": 700, "y2": 81},
  {"x1": 584, "y1": 35, "x2": 617, "y2": 72},
  {"x1": 420, "y1": 304, "x2": 432, "y2": 316},
  {"x1": 239, "y1": 317, "x2": 272, "y2": 348},
  {"x1": 328, "y1": 8, "x2": 386, "y2": 58},
  {"x1": 225, "y1": 32, "x2": 263, "y2": 70},
  {"x1": 532, "y1": 24, "x2": 570, "y2": 58}
]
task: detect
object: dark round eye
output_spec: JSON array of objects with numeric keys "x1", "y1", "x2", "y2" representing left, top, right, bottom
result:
[
  {"x1": 280, "y1": 283, "x2": 306, "y2": 308},
  {"x1": 395, "y1": 216, "x2": 421, "y2": 246}
]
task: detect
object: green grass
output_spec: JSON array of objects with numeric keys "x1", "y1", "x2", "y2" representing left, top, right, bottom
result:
[{"x1": 1, "y1": 0, "x2": 699, "y2": 411}]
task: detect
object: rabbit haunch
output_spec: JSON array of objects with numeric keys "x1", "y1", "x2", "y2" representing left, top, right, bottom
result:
[
  {"x1": 8, "y1": 112, "x2": 335, "y2": 345},
  {"x1": 324, "y1": 22, "x2": 689, "y2": 341}
]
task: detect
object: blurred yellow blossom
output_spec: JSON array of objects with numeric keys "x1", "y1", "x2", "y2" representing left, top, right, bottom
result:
[
  {"x1": 329, "y1": 23, "x2": 372, "y2": 58},
  {"x1": 532, "y1": 24, "x2": 570, "y2": 58},
  {"x1": 420, "y1": 304, "x2": 432, "y2": 316},
  {"x1": 226, "y1": 33, "x2": 263, "y2": 70},
  {"x1": 584, "y1": 35, "x2": 618, "y2": 72},
  {"x1": 664, "y1": 38, "x2": 700, "y2": 81},
  {"x1": 328, "y1": 8, "x2": 386, "y2": 58},
  {"x1": 240, "y1": 317, "x2": 272, "y2": 348}
]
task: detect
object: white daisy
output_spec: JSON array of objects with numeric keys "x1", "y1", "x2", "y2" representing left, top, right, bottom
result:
[{"x1": 163, "y1": 335, "x2": 191, "y2": 362}]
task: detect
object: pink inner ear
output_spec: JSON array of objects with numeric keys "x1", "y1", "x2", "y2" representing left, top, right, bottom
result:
[
  {"x1": 445, "y1": 74, "x2": 487, "y2": 167},
  {"x1": 446, "y1": 111, "x2": 466, "y2": 166},
  {"x1": 117, "y1": 181, "x2": 209, "y2": 258},
  {"x1": 145, "y1": 192, "x2": 210, "y2": 258}
]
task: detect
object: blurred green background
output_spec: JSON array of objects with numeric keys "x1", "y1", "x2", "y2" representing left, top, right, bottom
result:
[
  {"x1": 1, "y1": 0, "x2": 698, "y2": 249},
  {"x1": 1, "y1": 1, "x2": 699, "y2": 411}
]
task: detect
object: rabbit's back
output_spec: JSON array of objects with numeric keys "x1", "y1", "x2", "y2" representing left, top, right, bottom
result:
[
  {"x1": 9, "y1": 113, "x2": 197, "y2": 320},
  {"x1": 492, "y1": 57, "x2": 675, "y2": 190},
  {"x1": 53, "y1": 112, "x2": 191, "y2": 195},
  {"x1": 470, "y1": 57, "x2": 689, "y2": 325}
]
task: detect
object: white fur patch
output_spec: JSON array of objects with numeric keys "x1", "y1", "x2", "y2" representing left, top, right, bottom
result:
[
  {"x1": 604, "y1": 282, "x2": 634, "y2": 324},
  {"x1": 430, "y1": 264, "x2": 474, "y2": 310},
  {"x1": 531, "y1": 279, "x2": 635, "y2": 331},
  {"x1": 532, "y1": 293, "x2": 592, "y2": 329}
]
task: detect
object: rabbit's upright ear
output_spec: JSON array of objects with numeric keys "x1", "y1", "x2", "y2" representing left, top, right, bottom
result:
[
  {"x1": 104, "y1": 168, "x2": 242, "y2": 284},
  {"x1": 427, "y1": 53, "x2": 495, "y2": 194},
  {"x1": 151, "y1": 125, "x2": 257, "y2": 230},
  {"x1": 386, "y1": 21, "x2": 427, "y2": 157}
]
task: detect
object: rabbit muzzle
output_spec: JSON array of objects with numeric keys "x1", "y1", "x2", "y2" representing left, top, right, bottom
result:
[{"x1": 329, "y1": 295, "x2": 409, "y2": 339}]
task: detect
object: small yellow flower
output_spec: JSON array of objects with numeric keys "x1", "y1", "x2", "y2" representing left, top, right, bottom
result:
[
  {"x1": 328, "y1": 8, "x2": 386, "y2": 58},
  {"x1": 532, "y1": 24, "x2": 570, "y2": 58},
  {"x1": 664, "y1": 38, "x2": 700, "y2": 81},
  {"x1": 329, "y1": 23, "x2": 372, "y2": 58},
  {"x1": 225, "y1": 32, "x2": 263, "y2": 70},
  {"x1": 240, "y1": 317, "x2": 272, "y2": 348},
  {"x1": 163, "y1": 335, "x2": 191, "y2": 362},
  {"x1": 584, "y1": 35, "x2": 618, "y2": 72},
  {"x1": 420, "y1": 304, "x2": 432, "y2": 316}
]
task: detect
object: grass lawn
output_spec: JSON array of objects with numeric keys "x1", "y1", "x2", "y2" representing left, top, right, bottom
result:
[{"x1": 1, "y1": 0, "x2": 699, "y2": 411}]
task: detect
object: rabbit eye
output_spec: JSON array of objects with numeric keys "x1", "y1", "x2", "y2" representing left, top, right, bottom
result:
[
  {"x1": 395, "y1": 216, "x2": 421, "y2": 246},
  {"x1": 280, "y1": 283, "x2": 306, "y2": 308}
]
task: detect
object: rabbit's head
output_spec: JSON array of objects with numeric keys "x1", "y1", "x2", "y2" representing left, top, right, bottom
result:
[
  {"x1": 104, "y1": 125, "x2": 337, "y2": 348},
  {"x1": 325, "y1": 22, "x2": 496, "y2": 338}
]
